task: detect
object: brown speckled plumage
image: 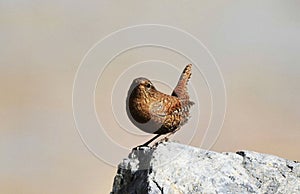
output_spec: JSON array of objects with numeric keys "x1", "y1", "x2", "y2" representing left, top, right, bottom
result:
[{"x1": 126, "y1": 64, "x2": 194, "y2": 145}]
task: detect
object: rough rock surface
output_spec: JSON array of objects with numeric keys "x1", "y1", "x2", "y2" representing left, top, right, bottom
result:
[{"x1": 111, "y1": 142, "x2": 300, "y2": 194}]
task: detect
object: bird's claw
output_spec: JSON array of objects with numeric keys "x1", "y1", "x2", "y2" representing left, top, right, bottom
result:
[{"x1": 132, "y1": 145, "x2": 150, "y2": 151}]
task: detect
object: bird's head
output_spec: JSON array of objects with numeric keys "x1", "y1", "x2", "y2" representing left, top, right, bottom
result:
[{"x1": 130, "y1": 77, "x2": 156, "y2": 95}]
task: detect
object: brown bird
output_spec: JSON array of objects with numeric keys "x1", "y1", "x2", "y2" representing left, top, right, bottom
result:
[{"x1": 126, "y1": 64, "x2": 194, "y2": 146}]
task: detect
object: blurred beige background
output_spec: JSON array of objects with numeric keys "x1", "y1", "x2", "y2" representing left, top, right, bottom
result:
[{"x1": 1, "y1": 1, "x2": 300, "y2": 193}]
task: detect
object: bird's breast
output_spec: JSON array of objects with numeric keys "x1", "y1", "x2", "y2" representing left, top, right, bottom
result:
[{"x1": 128, "y1": 94, "x2": 151, "y2": 123}]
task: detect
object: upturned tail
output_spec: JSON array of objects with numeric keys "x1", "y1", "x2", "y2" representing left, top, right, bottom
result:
[{"x1": 172, "y1": 64, "x2": 192, "y2": 101}]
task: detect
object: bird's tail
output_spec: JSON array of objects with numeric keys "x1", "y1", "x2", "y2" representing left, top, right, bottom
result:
[{"x1": 172, "y1": 64, "x2": 192, "y2": 101}]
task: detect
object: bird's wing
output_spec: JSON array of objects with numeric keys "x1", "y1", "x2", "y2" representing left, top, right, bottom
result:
[
  {"x1": 149, "y1": 96, "x2": 181, "y2": 117},
  {"x1": 149, "y1": 101, "x2": 167, "y2": 117}
]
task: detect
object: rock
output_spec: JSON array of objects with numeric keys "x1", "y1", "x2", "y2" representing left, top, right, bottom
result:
[{"x1": 111, "y1": 142, "x2": 300, "y2": 194}]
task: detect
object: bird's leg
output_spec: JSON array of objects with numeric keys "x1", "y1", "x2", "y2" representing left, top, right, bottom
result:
[
  {"x1": 142, "y1": 134, "x2": 161, "y2": 146},
  {"x1": 132, "y1": 134, "x2": 162, "y2": 150},
  {"x1": 158, "y1": 127, "x2": 181, "y2": 144}
]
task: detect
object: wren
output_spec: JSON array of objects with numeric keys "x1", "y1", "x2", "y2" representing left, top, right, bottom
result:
[{"x1": 126, "y1": 64, "x2": 194, "y2": 146}]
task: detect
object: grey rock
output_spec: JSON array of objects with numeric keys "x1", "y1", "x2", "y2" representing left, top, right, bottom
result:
[{"x1": 111, "y1": 142, "x2": 300, "y2": 194}]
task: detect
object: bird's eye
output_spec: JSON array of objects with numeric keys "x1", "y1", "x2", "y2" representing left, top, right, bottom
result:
[{"x1": 146, "y1": 83, "x2": 151, "y2": 89}]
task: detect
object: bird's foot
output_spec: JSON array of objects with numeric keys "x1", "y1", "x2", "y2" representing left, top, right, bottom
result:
[
  {"x1": 132, "y1": 144, "x2": 151, "y2": 151},
  {"x1": 153, "y1": 136, "x2": 170, "y2": 147}
]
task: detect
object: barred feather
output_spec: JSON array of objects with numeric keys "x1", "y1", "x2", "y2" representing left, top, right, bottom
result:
[{"x1": 172, "y1": 64, "x2": 192, "y2": 101}]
